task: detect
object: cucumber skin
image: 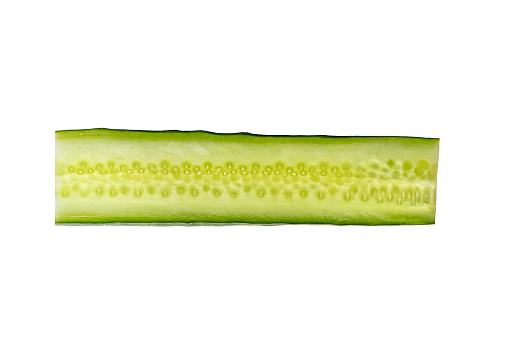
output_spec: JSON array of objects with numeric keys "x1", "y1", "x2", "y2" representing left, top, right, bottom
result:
[
  {"x1": 56, "y1": 128, "x2": 439, "y2": 144},
  {"x1": 55, "y1": 207, "x2": 436, "y2": 225},
  {"x1": 55, "y1": 129, "x2": 439, "y2": 226},
  {"x1": 56, "y1": 221, "x2": 435, "y2": 226}
]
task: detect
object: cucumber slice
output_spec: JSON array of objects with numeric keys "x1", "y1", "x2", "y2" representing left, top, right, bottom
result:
[{"x1": 55, "y1": 129, "x2": 439, "y2": 225}]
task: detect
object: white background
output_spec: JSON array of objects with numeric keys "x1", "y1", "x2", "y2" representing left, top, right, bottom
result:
[{"x1": 1, "y1": 1, "x2": 508, "y2": 338}]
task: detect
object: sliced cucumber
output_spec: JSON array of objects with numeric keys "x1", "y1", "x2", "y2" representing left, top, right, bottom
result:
[{"x1": 55, "y1": 129, "x2": 439, "y2": 225}]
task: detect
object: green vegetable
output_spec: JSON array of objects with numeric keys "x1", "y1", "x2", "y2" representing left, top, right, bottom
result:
[{"x1": 55, "y1": 129, "x2": 439, "y2": 225}]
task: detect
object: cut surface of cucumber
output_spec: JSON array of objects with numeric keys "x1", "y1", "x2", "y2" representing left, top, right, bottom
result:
[{"x1": 55, "y1": 129, "x2": 439, "y2": 225}]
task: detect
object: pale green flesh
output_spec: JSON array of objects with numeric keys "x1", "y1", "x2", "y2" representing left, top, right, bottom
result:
[{"x1": 55, "y1": 129, "x2": 439, "y2": 225}]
